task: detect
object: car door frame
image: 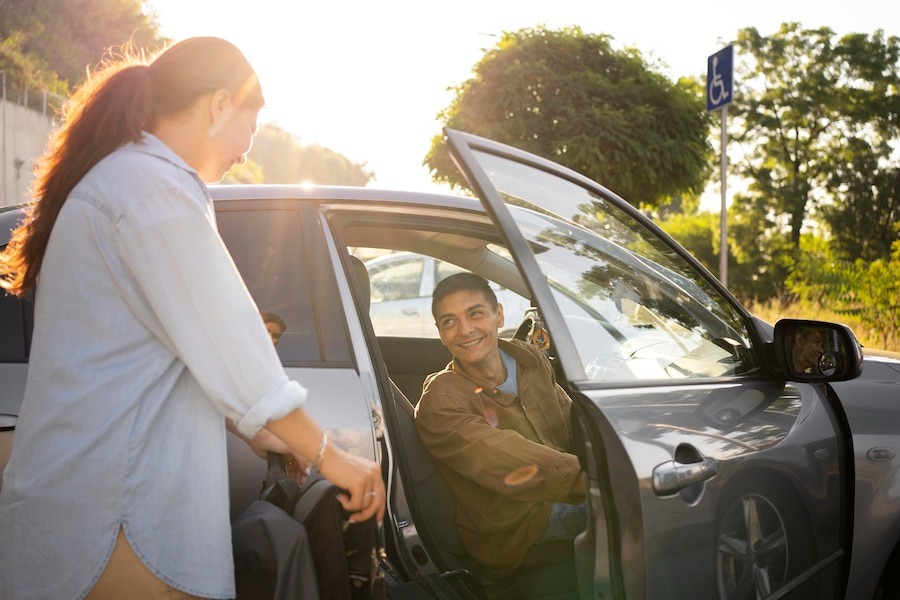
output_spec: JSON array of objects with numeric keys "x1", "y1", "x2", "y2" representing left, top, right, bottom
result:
[
  {"x1": 444, "y1": 128, "x2": 852, "y2": 599},
  {"x1": 445, "y1": 128, "x2": 649, "y2": 597}
]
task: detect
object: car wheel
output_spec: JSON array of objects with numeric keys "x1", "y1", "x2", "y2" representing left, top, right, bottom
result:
[{"x1": 715, "y1": 475, "x2": 816, "y2": 600}]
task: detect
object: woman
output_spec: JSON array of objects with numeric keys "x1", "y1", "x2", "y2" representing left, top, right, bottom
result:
[{"x1": 0, "y1": 37, "x2": 385, "y2": 599}]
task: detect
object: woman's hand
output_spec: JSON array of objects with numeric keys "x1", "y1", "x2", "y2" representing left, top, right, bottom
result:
[
  {"x1": 264, "y1": 408, "x2": 386, "y2": 524},
  {"x1": 318, "y1": 442, "x2": 386, "y2": 524},
  {"x1": 283, "y1": 453, "x2": 312, "y2": 484}
]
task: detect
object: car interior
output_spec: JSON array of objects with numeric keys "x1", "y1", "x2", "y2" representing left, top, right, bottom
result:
[{"x1": 334, "y1": 212, "x2": 581, "y2": 598}]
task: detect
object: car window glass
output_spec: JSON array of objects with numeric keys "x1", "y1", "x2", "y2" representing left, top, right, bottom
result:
[
  {"x1": 216, "y1": 209, "x2": 321, "y2": 363},
  {"x1": 0, "y1": 288, "x2": 27, "y2": 361},
  {"x1": 469, "y1": 150, "x2": 759, "y2": 381},
  {"x1": 434, "y1": 260, "x2": 466, "y2": 284},
  {"x1": 351, "y1": 248, "x2": 531, "y2": 339},
  {"x1": 367, "y1": 255, "x2": 424, "y2": 302}
]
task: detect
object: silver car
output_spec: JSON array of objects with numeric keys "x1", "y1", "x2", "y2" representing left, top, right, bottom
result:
[{"x1": 2, "y1": 129, "x2": 899, "y2": 599}]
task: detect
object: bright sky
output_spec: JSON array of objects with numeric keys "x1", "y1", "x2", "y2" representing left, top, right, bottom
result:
[{"x1": 145, "y1": 0, "x2": 898, "y2": 192}]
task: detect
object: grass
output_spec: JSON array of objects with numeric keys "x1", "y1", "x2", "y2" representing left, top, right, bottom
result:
[{"x1": 745, "y1": 299, "x2": 899, "y2": 353}]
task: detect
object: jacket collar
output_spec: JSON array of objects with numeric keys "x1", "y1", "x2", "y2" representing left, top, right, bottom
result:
[{"x1": 448, "y1": 339, "x2": 541, "y2": 402}]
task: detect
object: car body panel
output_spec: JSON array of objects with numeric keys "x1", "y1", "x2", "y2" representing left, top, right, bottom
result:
[
  {"x1": 226, "y1": 365, "x2": 376, "y2": 521},
  {"x1": 833, "y1": 351, "x2": 900, "y2": 598}
]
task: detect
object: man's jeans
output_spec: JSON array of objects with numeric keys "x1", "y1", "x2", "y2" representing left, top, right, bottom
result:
[{"x1": 534, "y1": 501, "x2": 587, "y2": 544}]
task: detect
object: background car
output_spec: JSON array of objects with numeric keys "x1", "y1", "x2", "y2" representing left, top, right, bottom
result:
[
  {"x1": 363, "y1": 251, "x2": 531, "y2": 337},
  {"x1": 0, "y1": 131, "x2": 898, "y2": 599}
]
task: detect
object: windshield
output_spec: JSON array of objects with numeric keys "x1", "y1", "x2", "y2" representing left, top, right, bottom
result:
[{"x1": 474, "y1": 150, "x2": 758, "y2": 382}]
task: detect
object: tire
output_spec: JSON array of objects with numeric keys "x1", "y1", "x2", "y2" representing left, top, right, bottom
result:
[{"x1": 715, "y1": 474, "x2": 818, "y2": 600}]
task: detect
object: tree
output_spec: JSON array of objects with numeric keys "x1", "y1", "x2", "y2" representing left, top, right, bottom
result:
[
  {"x1": 788, "y1": 236, "x2": 900, "y2": 350},
  {"x1": 725, "y1": 191, "x2": 796, "y2": 303},
  {"x1": 729, "y1": 23, "x2": 900, "y2": 259},
  {"x1": 0, "y1": 0, "x2": 163, "y2": 86},
  {"x1": 425, "y1": 26, "x2": 713, "y2": 210},
  {"x1": 657, "y1": 211, "x2": 718, "y2": 274},
  {"x1": 0, "y1": 34, "x2": 67, "y2": 100},
  {"x1": 821, "y1": 146, "x2": 900, "y2": 262},
  {"x1": 247, "y1": 124, "x2": 373, "y2": 186},
  {"x1": 221, "y1": 159, "x2": 264, "y2": 185}
]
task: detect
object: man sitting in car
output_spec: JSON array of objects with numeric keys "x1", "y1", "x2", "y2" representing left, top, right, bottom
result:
[{"x1": 415, "y1": 273, "x2": 586, "y2": 574}]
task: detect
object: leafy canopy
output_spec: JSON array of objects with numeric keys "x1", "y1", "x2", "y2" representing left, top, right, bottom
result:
[
  {"x1": 246, "y1": 124, "x2": 373, "y2": 186},
  {"x1": 425, "y1": 26, "x2": 713, "y2": 210},
  {"x1": 0, "y1": 0, "x2": 163, "y2": 87},
  {"x1": 729, "y1": 23, "x2": 900, "y2": 256}
]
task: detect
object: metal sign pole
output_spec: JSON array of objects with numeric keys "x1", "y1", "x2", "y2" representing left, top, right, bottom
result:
[
  {"x1": 707, "y1": 44, "x2": 733, "y2": 288},
  {"x1": 719, "y1": 105, "x2": 728, "y2": 288}
]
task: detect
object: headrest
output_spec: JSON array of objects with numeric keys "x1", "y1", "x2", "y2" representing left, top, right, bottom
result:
[{"x1": 349, "y1": 255, "x2": 371, "y2": 309}]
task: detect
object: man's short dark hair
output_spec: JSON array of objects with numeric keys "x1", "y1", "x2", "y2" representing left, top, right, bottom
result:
[{"x1": 432, "y1": 272, "x2": 498, "y2": 319}]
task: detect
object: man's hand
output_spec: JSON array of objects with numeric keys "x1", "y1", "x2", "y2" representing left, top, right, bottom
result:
[{"x1": 247, "y1": 426, "x2": 291, "y2": 458}]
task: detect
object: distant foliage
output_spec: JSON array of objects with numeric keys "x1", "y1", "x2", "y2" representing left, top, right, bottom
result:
[
  {"x1": 246, "y1": 124, "x2": 373, "y2": 186},
  {"x1": 1, "y1": 1, "x2": 371, "y2": 188},
  {"x1": 729, "y1": 23, "x2": 900, "y2": 262},
  {"x1": 0, "y1": 34, "x2": 67, "y2": 97},
  {"x1": 426, "y1": 26, "x2": 713, "y2": 210},
  {"x1": 668, "y1": 23, "x2": 900, "y2": 316},
  {"x1": 787, "y1": 236, "x2": 900, "y2": 350},
  {"x1": 0, "y1": 0, "x2": 164, "y2": 86}
]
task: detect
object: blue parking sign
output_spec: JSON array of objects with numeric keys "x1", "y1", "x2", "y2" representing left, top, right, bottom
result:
[{"x1": 707, "y1": 45, "x2": 733, "y2": 112}]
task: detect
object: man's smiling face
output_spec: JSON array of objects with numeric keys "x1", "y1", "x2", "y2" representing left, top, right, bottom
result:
[{"x1": 434, "y1": 288, "x2": 505, "y2": 369}]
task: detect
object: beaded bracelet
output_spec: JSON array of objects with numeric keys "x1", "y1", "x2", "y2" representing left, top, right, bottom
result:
[{"x1": 314, "y1": 431, "x2": 328, "y2": 472}]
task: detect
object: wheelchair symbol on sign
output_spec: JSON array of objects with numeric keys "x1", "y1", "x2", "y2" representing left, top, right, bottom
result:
[{"x1": 708, "y1": 56, "x2": 729, "y2": 107}]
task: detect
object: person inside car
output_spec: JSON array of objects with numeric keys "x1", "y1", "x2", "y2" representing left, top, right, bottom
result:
[
  {"x1": 415, "y1": 272, "x2": 586, "y2": 574},
  {"x1": 262, "y1": 311, "x2": 287, "y2": 346},
  {"x1": 0, "y1": 37, "x2": 383, "y2": 600}
]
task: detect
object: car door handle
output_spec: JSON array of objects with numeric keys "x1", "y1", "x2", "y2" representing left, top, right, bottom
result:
[
  {"x1": 402, "y1": 308, "x2": 418, "y2": 315},
  {"x1": 652, "y1": 456, "x2": 718, "y2": 496}
]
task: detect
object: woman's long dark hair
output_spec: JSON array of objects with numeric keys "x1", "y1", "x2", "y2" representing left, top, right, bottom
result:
[{"x1": 0, "y1": 37, "x2": 264, "y2": 297}]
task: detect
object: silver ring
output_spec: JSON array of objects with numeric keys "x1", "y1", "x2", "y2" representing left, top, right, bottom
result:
[{"x1": 365, "y1": 491, "x2": 378, "y2": 497}]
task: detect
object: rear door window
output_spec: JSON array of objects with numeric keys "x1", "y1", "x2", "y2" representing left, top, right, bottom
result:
[
  {"x1": 217, "y1": 208, "x2": 327, "y2": 364},
  {"x1": 0, "y1": 291, "x2": 30, "y2": 362}
]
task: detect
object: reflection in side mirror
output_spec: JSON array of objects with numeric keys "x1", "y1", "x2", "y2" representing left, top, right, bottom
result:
[
  {"x1": 818, "y1": 351, "x2": 842, "y2": 377},
  {"x1": 773, "y1": 319, "x2": 862, "y2": 382}
]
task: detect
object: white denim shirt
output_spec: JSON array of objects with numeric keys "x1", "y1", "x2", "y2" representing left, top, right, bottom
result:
[{"x1": 0, "y1": 134, "x2": 307, "y2": 599}]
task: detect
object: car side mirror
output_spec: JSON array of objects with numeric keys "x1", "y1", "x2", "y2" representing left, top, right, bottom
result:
[{"x1": 773, "y1": 319, "x2": 863, "y2": 382}]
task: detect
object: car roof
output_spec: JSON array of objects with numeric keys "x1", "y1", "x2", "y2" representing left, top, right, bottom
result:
[
  {"x1": 1, "y1": 184, "x2": 488, "y2": 248},
  {"x1": 0, "y1": 186, "x2": 525, "y2": 295},
  {"x1": 211, "y1": 185, "x2": 535, "y2": 298},
  {"x1": 210, "y1": 184, "x2": 479, "y2": 209}
]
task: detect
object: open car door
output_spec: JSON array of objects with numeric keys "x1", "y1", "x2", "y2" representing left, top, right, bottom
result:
[{"x1": 445, "y1": 129, "x2": 855, "y2": 599}]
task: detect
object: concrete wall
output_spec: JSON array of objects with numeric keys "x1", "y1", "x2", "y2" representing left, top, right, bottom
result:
[{"x1": 1, "y1": 99, "x2": 56, "y2": 208}]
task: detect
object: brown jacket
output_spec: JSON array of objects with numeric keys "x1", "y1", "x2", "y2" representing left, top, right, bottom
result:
[{"x1": 414, "y1": 339, "x2": 584, "y2": 572}]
